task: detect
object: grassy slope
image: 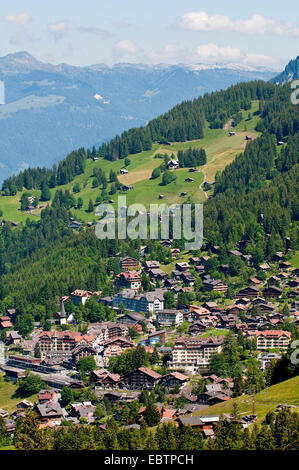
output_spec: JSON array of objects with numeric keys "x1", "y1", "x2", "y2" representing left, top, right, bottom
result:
[
  {"x1": 290, "y1": 251, "x2": 299, "y2": 268},
  {"x1": 191, "y1": 375, "x2": 299, "y2": 425},
  {"x1": 0, "y1": 102, "x2": 261, "y2": 222},
  {"x1": 0, "y1": 372, "x2": 39, "y2": 414}
]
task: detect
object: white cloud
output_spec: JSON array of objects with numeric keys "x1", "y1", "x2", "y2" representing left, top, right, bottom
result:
[
  {"x1": 196, "y1": 43, "x2": 242, "y2": 62},
  {"x1": 5, "y1": 12, "x2": 31, "y2": 26},
  {"x1": 148, "y1": 44, "x2": 181, "y2": 62},
  {"x1": 114, "y1": 39, "x2": 139, "y2": 56},
  {"x1": 243, "y1": 53, "x2": 279, "y2": 68},
  {"x1": 48, "y1": 22, "x2": 67, "y2": 37},
  {"x1": 94, "y1": 93, "x2": 103, "y2": 101},
  {"x1": 75, "y1": 26, "x2": 112, "y2": 38},
  {"x1": 179, "y1": 11, "x2": 299, "y2": 37}
]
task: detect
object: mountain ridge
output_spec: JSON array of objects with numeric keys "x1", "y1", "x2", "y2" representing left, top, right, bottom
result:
[{"x1": 0, "y1": 51, "x2": 277, "y2": 182}]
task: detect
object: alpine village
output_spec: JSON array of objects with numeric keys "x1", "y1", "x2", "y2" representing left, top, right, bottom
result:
[{"x1": 0, "y1": 67, "x2": 299, "y2": 452}]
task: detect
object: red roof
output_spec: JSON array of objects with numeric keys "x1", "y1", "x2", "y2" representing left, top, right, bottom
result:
[{"x1": 255, "y1": 330, "x2": 291, "y2": 338}]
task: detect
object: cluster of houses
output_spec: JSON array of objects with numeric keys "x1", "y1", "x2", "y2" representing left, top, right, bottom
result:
[{"x1": 0, "y1": 245, "x2": 298, "y2": 436}]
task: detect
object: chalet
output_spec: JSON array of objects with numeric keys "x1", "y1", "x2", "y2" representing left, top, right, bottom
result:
[
  {"x1": 121, "y1": 367, "x2": 162, "y2": 390},
  {"x1": 226, "y1": 305, "x2": 246, "y2": 315},
  {"x1": 38, "y1": 389, "x2": 56, "y2": 404},
  {"x1": 122, "y1": 185, "x2": 134, "y2": 191},
  {"x1": 148, "y1": 268, "x2": 168, "y2": 281},
  {"x1": 229, "y1": 131, "x2": 236, "y2": 136},
  {"x1": 70, "y1": 402, "x2": 96, "y2": 423},
  {"x1": 189, "y1": 305, "x2": 211, "y2": 318},
  {"x1": 262, "y1": 286, "x2": 283, "y2": 299},
  {"x1": 175, "y1": 262, "x2": 190, "y2": 272},
  {"x1": 35, "y1": 402, "x2": 67, "y2": 424},
  {"x1": 236, "y1": 286, "x2": 259, "y2": 299},
  {"x1": 279, "y1": 261, "x2": 292, "y2": 270},
  {"x1": 159, "y1": 372, "x2": 188, "y2": 388},
  {"x1": 229, "y1": 250, "x2": 242, "y2": 257},
  {"x1": 118, "y1": 311, "x2": 145, "y2": 325},
  {"x1": 245, "y1": 135, "x2": 252, "y2": 141},
  {"x1": 116, "y1": 271, "x2": 141, "y2": 290},
  {"x1": 164, "y1": 278, "x2": 178, "y2": 289},
  {"x1": 144, "y1": 260, "x2": 160, "y2": 271},
  {"x1": 249, "y1": 277, "x2": 262, "y2": 286},
  {"x1": 235, "y1": 298, "x2": 251, "y2": 307},
  {"x1": 182, "y1": 272, "x2": 196, "y2": 285},
  {"x1": 103, "y1": 336, "x2": 135, "y2": 350},
  {"x1": 69, "y1": 220, "x2": 84, "y2": 230},
  {"x1": 203, "y1": 279, "x2": 228, "y2": 294},
  {"x1": 91, "y1": 369, "x2": 121, "y2": 389},
  {"x1": 16, "y1": 400, "x2": 33, "y2": 410},
  {"x1": 103, "y1": 345, "x2": 125, "y2": 362},
  {"x1": 207, "y1": 394, "x2": 232, "y2": 406},
  {"x1": 251, "y1": 297, "x2": 267, "y2": 305},
  {"x1": 189, "y1": 321, "x2": 208, "y2": 335},
  {"x1": 242, "y1": 254, "x2": 253, "y2": 264},
  {"x1": 167, "y1": 160, "x2": 179, "y2": 170},
  {"x1": 195, "y1": 265, "x2": 205, "y2": 274},
  {"x1": 120, "y1": 256, "x2": 138, "y2": 270},
  {"x1": 287, "y1": 279, "x2": 299, "y2": 289},
  {"x1": 71, "y1": 343, "x2": 97, "y2": 363},
  {"x1": 120, "y1": 168, "x2": 129, "y2": 174},
  {"x1": 6, "y1": 331, "x2": 22, "y2": 345},
  {"x1": 272, "y1": 252, "x2": 284, "y2": 262},
  {"x1": 189, "y1": 257, "x2": 201, "y2": 265},
  {"x1": 219, "y1": 264, "x2": 229, "y2": 273},
  {"x1": 287, "y1": 290, "x2": 299, "y2": 298},
  {"x1": 0, "y1": 409, "x2": 9, "y2": 419},
  {"x1": 171, "y1": 248, "x2": 181, "y2": 257},
  {"x1": 184, "y1": 178, "x2": 194, "y2": 183},
  {"x1": 201, "y1": 302, "x2": 221, "y2": 313},
  {"x1": 218, "y1": 314, "x2": 238, "y2": 328},
  {"x1": 252, "y1": 303, "x2": 275, "y2": 315},
  {"x1": 0, "y1": 317, "x2": 13, "y2": 329}
]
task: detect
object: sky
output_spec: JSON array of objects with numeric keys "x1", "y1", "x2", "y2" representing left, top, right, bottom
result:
[{"x1": 0, "y1": 0, "x2": 299, "y2": 69}]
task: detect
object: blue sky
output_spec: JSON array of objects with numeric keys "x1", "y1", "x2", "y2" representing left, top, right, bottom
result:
[{"x1": 1, "y1": 0, "x2": 298, "y2": 69}]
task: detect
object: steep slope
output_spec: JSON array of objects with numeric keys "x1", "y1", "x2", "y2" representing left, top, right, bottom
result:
[
  {"x1": 192, "y1": 376, "x2": 299, "y2": 425},
  {"x1": 0, "y1": 52, "x2": 276, "y2": 182},
  {"x1": 271, "y1": 56, "x2": 299, "y2": 84}
]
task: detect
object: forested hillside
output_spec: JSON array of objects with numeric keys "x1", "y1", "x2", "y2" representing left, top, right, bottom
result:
[{"x1": 0, "y1": 79, "x2": 298, "y2": 322}]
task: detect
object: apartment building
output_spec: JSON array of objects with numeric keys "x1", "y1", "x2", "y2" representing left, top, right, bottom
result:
[
  {"x1": 248, "y1": 330, "x2": 292, "y2": 350},
  {"x1": 38, "y1": 330, "x2": 95, "y2": 358},
  {"x1": 156, "y1": 309, "x2": 184, "y2": 326},
  {"x1": 168, "y1": 335, "x2": 224, "y2": 371},
  {"x1": 113, "y1": 288, "x2": 165, "y2": 315}
]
